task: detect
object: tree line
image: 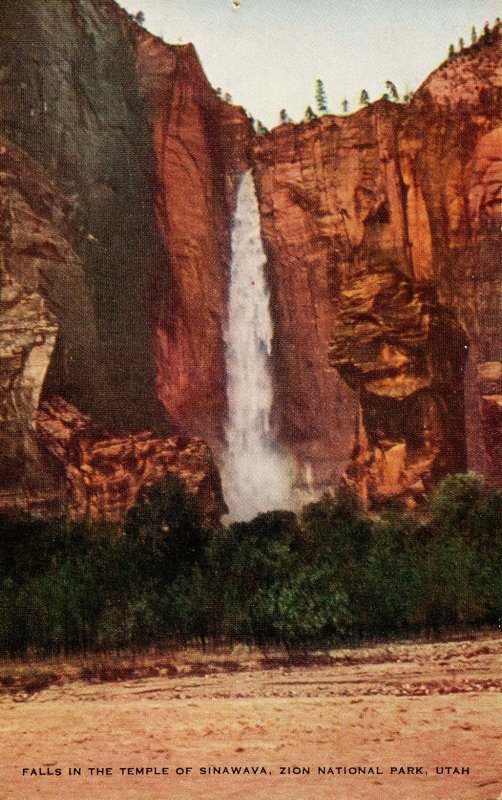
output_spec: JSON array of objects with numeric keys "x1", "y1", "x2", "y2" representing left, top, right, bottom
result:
[
  {"x1": 448, "y1": 19, "x2": 500, "y2": 60},
  {"x1": 268, "y1": 78, "x2": 410, "y2": 132},
  {"x1": 0, "y1": 473, "x2": 500, "y2": 657}
]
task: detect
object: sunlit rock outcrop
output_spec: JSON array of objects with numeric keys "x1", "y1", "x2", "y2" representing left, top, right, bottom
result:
[
  {"x1": 252, "y1": 30, "x2": 501, "y2": 503},
  {"x1": 0, "y1": 273, "x2": 59, "y2": 512},
  {"x1": 36, "y1": 397, "x2": 227, "y2": 527},
  {"x1": 135, "y1": 31, "x2": 252, "y2": 448}
]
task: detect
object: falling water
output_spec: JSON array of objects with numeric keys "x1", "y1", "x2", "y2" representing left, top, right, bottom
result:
[{"x1": 223, "y1": 170, "x2": 292, "y2": 521}]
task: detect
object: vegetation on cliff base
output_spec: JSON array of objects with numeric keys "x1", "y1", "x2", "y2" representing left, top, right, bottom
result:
[{"x1": 0, "y1": 474, "x2": 500, "y2": 657}]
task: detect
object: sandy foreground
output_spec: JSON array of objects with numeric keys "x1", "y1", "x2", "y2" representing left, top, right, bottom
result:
[{"x1": 0, "y1": 636, "x2": 501, "y2": 800}]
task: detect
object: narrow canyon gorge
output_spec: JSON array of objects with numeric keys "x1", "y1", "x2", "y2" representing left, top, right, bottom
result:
[{"x1": 0, "y1": 0, "x2": 500, "y2": 521}]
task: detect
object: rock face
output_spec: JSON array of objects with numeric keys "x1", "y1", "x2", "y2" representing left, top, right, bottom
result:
[
  {"x1": 135, "y1": 31, "x2": 252, "y2": 449},
  {"x1": 0, "y1": 0, "x2": 252, "y2": 452},
  {"x1": 0, "y1": 0, "x2": 167, "y2": 430},
  {"x1": 0, "y1": 273, "x2": 60, "y2": 513},
  {"x1": 0, "y1": 137, "x2": 103, "y2": 413},
  {"x1": 329, "y1": 272, "x2": 467, "y2": 505},
  {"x1": 36, "y1": 397, "x2": 227, "y2": 527},
  {"x1": 0, "y1": 0, "x2": 499, "y2": 517},
  {"x1": 0, "y1": 0, "x2": 240, "y2": 522},
  {"x1": 0, "y1": 137, "x2": 96, "y2": 515},
  {"x1": 252, "y1": 31, "x2": 502, "y2": 503}
]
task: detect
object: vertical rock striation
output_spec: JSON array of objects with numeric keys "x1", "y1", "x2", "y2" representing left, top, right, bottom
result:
[
  {"x1": 0, "y1": 0, "x2": 166, "y2": 430},
  {"x1": 135, "y1": 31, "x2": 252, "y2": 449},
  {"x1": 252, "y1": 31, "x2": 502, "y2": 502}
]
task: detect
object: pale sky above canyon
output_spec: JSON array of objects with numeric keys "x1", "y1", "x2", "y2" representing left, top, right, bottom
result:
[{"x1": 119, "y1": 0, "x2": 501, "y2": 127}]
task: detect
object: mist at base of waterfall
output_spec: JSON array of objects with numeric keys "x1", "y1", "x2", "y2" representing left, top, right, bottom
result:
[
  {"x1": 221, "y1": 446, "x2": 297, "y2": 523},
  {"x1": 222, "y1": 170, "x2": 293, "y2": 522}
]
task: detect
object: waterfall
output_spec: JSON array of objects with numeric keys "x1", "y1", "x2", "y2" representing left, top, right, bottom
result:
[{"x1": 222, "y1": 170, "x2": 292, "y2": 521}]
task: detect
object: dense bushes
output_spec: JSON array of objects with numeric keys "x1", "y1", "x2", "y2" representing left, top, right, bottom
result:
[{"x1": 0, "y1": 474, "x2": 500, "y2": 657}]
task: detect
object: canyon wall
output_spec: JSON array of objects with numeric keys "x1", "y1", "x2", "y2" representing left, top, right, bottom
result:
[
  {"x1": 0, "y1": 0, "x2": 499, "y2": 518},
  {"x1": 0, "y1": 0, "x2": 239, "y2": 521},
  {"x1": 135, "y1": 30, "x2": 251, "y2": 449},
  {"x1": 0, "y1": 136, "x2": 225, "y2": 522},
  {"x1": 252, "y1": 32, "x2": 502, "y2": 502},
  {"x1": 0, "y1": 0, "x2": 252, "y2": 444},
  {"x1": 0, "y1": 0, "x2": 166, "y2": 430}
]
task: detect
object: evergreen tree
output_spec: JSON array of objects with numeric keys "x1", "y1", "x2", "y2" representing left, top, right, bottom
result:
[
  {"x1": 315, "y1": 79, "x2": 328, "y2": 113},
  {"x1": 254, "y1": 120, "x2": 269, "y2": 136},
  {"x1": 448, "y1": 43, "x2": 455, "y2": 58},
  {"x1": 215, "y1": 87, "x2": 222, "y2": 97},
  {"x1": 359, "y1": 89, "x2": 370, "y2": 106},
  {"x1": 304, "y1": 105, "x2": 317, "y2": 122},
  {"x1": 471, "y1": 26, "x2": 477, "y2": 44},
  {"x1": 224, "y1": 92, "x2": 232, "y2": 103},
  {"x1": 134, "y1": 10, "x2": 145, "y2": 25},
  {"x1": 279, "y1": 108, "x2": 290, "y2": 124},
  {"x1": 341, "y1": 98, "x2": 349, "y2": 114},
  {"x1": 458, "y1": 36, "x2": 465, "y2": 50},
  {"x1": 385, "y1": 81, "x2": 400, "y2": 101}
]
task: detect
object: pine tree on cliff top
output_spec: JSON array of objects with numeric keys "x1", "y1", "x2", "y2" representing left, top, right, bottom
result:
[
  {"x1": 315, "y1": 79, "x2": 328, "y2": 113},
  {"x1": 471, "y1": 26, "x2": 477, "y2": 44},
  {"x1": 359, "y1": 89, "x2": 370, "y2": 106},
  {"x1": 254, "y1": 120, "x2": 268, "y2": 136},
  {"x1": 385, "y1": 81, "x2": 399, "y2": 101},
  {"x1": 304, "y1": 105, "x2": 317, "y2": 122}
]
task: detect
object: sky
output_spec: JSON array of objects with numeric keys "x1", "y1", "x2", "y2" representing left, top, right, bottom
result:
[{"x1": 119, "y1": 0, "x2": 501, "y2": 128}]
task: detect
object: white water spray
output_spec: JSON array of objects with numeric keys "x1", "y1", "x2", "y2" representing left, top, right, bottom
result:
[{"x1": 223, "y1": 170, "x2": 293, "y2": 521}]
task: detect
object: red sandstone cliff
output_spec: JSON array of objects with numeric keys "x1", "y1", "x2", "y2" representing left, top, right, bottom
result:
[
  {"x1": 36, "y1": 397, "x2": 226, "y2": 527},
  {"x1": 0, "y1": 1, "x2": 247, "y2": 523},
  {"x1": 135, "y1": 17, "x2": 501, "y2": 504},
  {"x1": 0, "y1": 135, "x2": 225, "y2": 524},
  {"x1": 252, "y1": 32, "x2": 502, "y2": 503},
  {"x1": 135, "y1": 31, "x2": 252, "y2": 449},
  {"x1": 0, "y1": 0, "x2": 499, "y2": 517}
]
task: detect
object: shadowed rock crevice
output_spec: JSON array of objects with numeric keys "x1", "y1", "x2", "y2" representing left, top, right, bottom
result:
[{"x1": 329, "y1": 270, "x2": 468, "y2": 506}]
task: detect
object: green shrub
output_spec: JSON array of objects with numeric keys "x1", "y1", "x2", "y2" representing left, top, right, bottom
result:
[
  {"x1": 125, "y1": 474, "x2": 206, "y2": 582},
  {"x1": 0, "y1": 474, "x2": 500, "y2": 655},
  {"x1": 361, "y1": 514, "x2": 424, "y2": 634},
  {"x1": 252, "y1": 568, "x2": 350, "y2": 646}
]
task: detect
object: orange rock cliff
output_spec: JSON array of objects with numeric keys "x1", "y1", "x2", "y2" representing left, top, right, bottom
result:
[
  {"x1": 0, "y1": 0, "x2": 500, "y2": 519},
  {"x1": 252, "y1": 33, "x2": 502, "y2": 504}
]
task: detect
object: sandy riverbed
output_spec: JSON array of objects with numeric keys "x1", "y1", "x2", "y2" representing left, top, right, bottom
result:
[{"x1": 1, "y1": 635, "x2": 501, "y2": 800}]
